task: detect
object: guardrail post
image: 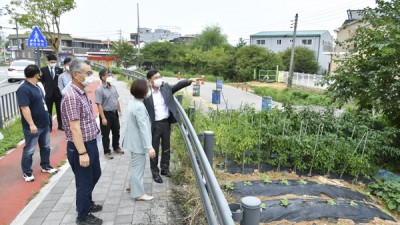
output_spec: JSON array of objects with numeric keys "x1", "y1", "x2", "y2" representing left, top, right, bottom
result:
[
  {"x1": 241, "y1": 196, "x2": 261, "y2": 225},
  {"x1": 203, "y1": 131, "x2": 214, "y2": 167},
  {"x1": 197, "y1": 133, "x2": 204, "y2": 143},
  {"x1": 188, "y1": 106, "x2": 195, "y2": 122}
]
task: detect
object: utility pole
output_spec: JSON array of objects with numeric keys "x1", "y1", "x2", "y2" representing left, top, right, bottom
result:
[
  {"x1": 137, "y1": 3, "x2": 140, "y2": 55},
  {"x1": 119, "y1": 29, "x2": 122, "y2": 42},
  {"x1": 287, "y1": 13, "x2": 298, "y2": 88}
]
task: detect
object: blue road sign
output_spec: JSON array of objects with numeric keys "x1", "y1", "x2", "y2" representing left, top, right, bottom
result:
[{"x1": 27, "y1": 26, "x2": 47, "y2": 48}]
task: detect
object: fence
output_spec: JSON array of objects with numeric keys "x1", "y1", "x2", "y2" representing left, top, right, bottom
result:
[
  {"x1": 279, "y1": 71, "x2": 327, "y2": 90},
  {"x1": 174, "y1": 98, "x2": 235, "y2": 225},
  {"x1": 0, "y1": 91, "x2": 20, "y2": 129}
]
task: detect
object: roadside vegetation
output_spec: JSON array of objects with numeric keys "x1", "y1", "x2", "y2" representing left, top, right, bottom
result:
[
  {"x1": 169, "y1": 101, "x2": 400, "y2": 223},
  {"x1": 0, "y1": 118, "x2": 23, "y2": 157}
]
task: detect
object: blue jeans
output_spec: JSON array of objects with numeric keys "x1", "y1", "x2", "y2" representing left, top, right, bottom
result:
[
  {"x1": 67, "y1": 139, "x2": 101, "y2": 221},
  {"x1": 21, "y1": 126, "x2": 51, "y2": 174}
]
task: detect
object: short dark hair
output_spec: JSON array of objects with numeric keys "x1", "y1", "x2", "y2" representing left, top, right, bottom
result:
[
  {"x1": 47, "y1": 54, "x2": 57, "y2": 61},
  {"x1": 24, "y1": 64, "x2": 40, "y2": 78},
  {"x1": 99, "y1": 68, "x2": 111, "y2": 77},
  {"x1": 130, "y1": 79, "x2": 148, "y2": 99},
  {"x1": 63, "y1": 57, "x2": 72, "y2": 65},
  {"x1": 146, "y1": 69, "x2": 159, "y2": 80}
]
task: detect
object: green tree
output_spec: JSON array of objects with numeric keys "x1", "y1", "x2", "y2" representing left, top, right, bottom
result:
[
  {"x1": 236, "y1": 38, "x2": 247, "y2": 48},
  {"x1": 234, "y1": 45, "x2": 281, "y2": 81},
  {"x1": 5, "y1": 0, "x2": 76, "y2": 62},
  {"x1": 280, "y1": 47, "x2": 319, "y2": 74},
  {"x1": 324, "y1": 0, "x2": 400, "y2": 127},
  {"x1": 110, "y1": 42, "x2": 137, "y2": 68},
  {"x1": 141, "y1": 42, "x2": 176, "y2": 69},
  {"x1": 189, "y1": 25, "x2": 228, "y2": 51},
  {"x1": 184, "y1": 48, "x2": 206, "y2": 73},
  {"x1": 204, "y1": 47, "x2": 234, "y2": 79}
]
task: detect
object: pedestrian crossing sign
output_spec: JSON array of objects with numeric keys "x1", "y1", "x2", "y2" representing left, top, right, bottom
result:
[{"x1": 27, "y1": 26, "x2": 47, "y2": 48}]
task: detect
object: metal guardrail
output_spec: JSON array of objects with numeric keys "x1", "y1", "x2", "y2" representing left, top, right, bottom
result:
[
  {"x1": 0, "y1": 91, "x2": 20, "y2": 129},
  {"x1": 174, "y1": 97, "x2": 234, "y2": 225},
  {"x1": 91, "y1": 63, "x2": 147, "y2": 80}
]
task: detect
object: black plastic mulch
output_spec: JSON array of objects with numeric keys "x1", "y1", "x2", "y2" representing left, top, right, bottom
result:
[
  {"x1": 218, "y1": 160, "x2": 373, "y2": 184},
  {"x1": 227, "y1": 180, "x2": 375, "y2": 203},
  {"x1": 257, "y1": 198, "x2": 396, "y2": 223}
]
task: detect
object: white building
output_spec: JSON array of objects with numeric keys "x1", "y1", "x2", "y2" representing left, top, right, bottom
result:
[
  {"x1": 250, "y1": 30, "x2": 333, "y2": 73},
  {"x1": 130, "y1": 28, "x2": 181, "y2": 44}
]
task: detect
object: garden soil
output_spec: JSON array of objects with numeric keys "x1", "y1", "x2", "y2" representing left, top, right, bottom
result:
[{"x1": 215, "y1": 162, "x2": 399, "y2": 224}]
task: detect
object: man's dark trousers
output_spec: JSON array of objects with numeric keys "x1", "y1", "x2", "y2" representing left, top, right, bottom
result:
[
  {"x1": 45, "y1": 95, "x2": 62, "y2": 129},
  {"x1": 150, "y1": 120, "x2": 171, "y2": 175},
  {"x1": 67, "y1": 139, "x2": 101, "y2": 221},
  {"x1": 99, "y1": 110, "x2": 120, "y2": 154}
]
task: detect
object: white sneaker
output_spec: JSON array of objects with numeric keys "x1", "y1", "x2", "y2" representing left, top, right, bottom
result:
[
  {"x1": 23, "y1": 173, "x2": 35, "y2": 182},
  {"x1": 41, "y1": 166, "x2": 58, "y2": 174}
]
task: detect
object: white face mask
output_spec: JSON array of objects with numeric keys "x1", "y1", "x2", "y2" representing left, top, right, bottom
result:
[
  {"x1": 153, "y1": 79, "x2": 163, "y2": 88},
  {"x1": 65, "y1": 65, "x2": 70, "y2": 71},
  {"x1": 82, "y1": 76, "x2": 94, "y2": 87},
  {"x1": 49, "y1": 63, "x2": 56, "y2": 68},
  {"x1": 106, "y1": 77, "x2": 114, "y2": 84}
]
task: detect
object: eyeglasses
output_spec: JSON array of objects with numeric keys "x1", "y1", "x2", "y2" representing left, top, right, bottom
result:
[
  {"x1": 153, "y1": 75, "x2": 162, "y2": 79},
  {"x1": 77, "y1": 70, "x2": 93, "y2": 76}
]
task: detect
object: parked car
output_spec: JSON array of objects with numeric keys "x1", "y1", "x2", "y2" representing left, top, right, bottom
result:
[{"x1": 7, "y1": 59, "x2": 35, "y2": 82}]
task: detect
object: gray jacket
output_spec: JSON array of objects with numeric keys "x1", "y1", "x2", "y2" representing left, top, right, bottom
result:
[
  {"x1": 144, "y1": 79, "x2": 191, "y2": 129},
  {"x1": 122, "y1": 98, "x2": 152, "y2": 154}
]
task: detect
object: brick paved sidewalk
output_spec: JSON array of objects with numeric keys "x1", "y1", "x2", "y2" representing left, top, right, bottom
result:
[{"x1": 12, "y1": 80, "x2": 184, "y2": 225}]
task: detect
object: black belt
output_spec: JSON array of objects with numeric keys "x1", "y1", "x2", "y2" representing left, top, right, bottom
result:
[
  {"x1": 155, "y1": 118, "x2": 169, "y2": 123},
  {"x1": 104, "y1": 110, "x2": 118, "y2": 114}
]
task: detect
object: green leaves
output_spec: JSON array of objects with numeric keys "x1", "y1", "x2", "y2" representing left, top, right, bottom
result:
[
  {"x1": 369, "y1": 178, "x2": 400, "y2": 213},
  {"x1": 110, "y1": 42, "x2": 137, "y2": 69},
  {"x1": 324, "y1": 0, "x2": 400, "y2": 128},
  {"x1": 280, "y1": 46, "x2": 319, "y2": 74},
  {"x1": 280, "y1": 198, "x2": 290, "y2": 207}
]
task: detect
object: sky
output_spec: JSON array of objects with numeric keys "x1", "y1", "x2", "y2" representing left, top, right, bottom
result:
[{"x1": 0, "y1": 0, "x2": 377, "y2": 45}]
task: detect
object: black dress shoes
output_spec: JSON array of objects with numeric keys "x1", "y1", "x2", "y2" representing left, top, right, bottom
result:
[
  {"x1": 161, "y1": 170, "x2": 172, "y2": 177},
  {"x1": 153, "y1": 174, "x2": 163, "y2": 183}
]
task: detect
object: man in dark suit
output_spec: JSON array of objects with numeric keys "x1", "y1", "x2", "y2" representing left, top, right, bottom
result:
[
  {"x1": 41, "y1": 54, "x2": 64, "y2": 131},
  {"x1": 144, "y1": 69, "x2": 198, "y2": 183}
]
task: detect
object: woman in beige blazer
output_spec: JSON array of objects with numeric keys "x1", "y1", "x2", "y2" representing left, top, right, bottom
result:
[{"x1": 122, "y1": 79, "x2": 156, "y2": 201}]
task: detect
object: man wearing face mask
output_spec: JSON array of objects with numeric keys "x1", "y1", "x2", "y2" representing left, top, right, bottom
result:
[
  {"x1": 61, "y1": 59, "x2": 103, "y2": 225},
  {"x1": 58, "y1": 57, "x2": 72, "y2": 95},
  {"x1": 144, "y1": 69, "x2": 199, "y2": 183},
  {"x1": 41, "y1": 54, "x2": 64, "y2": 131},
  {"x1": 95, "y1": 68, "x2": 124, "y2": 160},
  {"x1": 17, "y1": 65, "x2": 58, "y2": 182}
]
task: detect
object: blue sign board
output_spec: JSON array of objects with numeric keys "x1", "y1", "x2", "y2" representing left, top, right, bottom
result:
[
  {"x1": 27, "y1": 26, "x2": 47, "y2": 48},
  {"x1": 216, "y1": 80, "x2": 223, "y2": 89}
]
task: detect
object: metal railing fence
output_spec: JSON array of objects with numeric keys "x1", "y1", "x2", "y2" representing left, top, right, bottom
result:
[
  {"x1": 174, "y1": 98, "x2": 234, "y2": 225},
  {"x1": 280, "y1": 71, "x2": 327, "y2": 90},
  {"x1": 0, "y1": 91, "x2": 20, "y2": 129}
]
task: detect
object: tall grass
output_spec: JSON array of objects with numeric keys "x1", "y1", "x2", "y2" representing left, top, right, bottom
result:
[
  {"x1": 252, "y1": 86, "x2": 332, "y2": 106},
  {"x1": 0, "y1": 118, "x2": 23, "y2": 157}
]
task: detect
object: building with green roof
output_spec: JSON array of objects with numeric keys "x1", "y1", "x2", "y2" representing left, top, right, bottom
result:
[{"x1": 250, "y1": 30, "x2": 333, "y2": 73}]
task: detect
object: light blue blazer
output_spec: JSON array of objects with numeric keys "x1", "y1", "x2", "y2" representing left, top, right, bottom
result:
[{"x1": 122, "y1": 97, "x2": 152, "y2": 154}]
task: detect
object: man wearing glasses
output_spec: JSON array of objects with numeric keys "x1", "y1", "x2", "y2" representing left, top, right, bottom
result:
[
  {"x1": 95, "y1": 68, "x2": 124, "y2": 160},
  {"x1": 144, "y1": 69, "x2": 199, "y2": 183},
  {"x1": 61, "y1": 59, "x2": 103, "y2": 225}
]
